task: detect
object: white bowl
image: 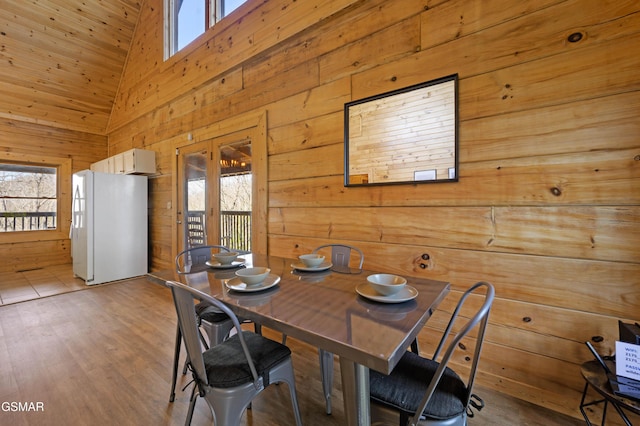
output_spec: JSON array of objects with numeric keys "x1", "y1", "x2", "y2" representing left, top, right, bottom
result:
[
  {"x1": 367, "y1": 274, "x2": 407, "y2": 296},
  {"x1": 299, "y1": 254, "x2": 325, "y2": 267},
  {"x1": 213, "y1": 251, "x2": 239, "y2": 265},
  {"x1": 235, "y1": 267, "x2": 271, "y2": 286}
]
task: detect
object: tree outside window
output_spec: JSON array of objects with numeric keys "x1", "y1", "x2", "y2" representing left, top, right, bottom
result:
[{"x1": 0, "y1": 164, "x2": 57, "y2": 232}]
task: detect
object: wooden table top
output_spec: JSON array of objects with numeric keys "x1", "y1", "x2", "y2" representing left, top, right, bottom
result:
[{"x1": 148, "y1": 253, "x2": 450, "y2": 374}]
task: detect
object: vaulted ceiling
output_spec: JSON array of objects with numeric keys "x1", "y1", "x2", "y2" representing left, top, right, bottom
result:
[{"x1": 0, "y1": 0, "x2": 142, "y2": 135}]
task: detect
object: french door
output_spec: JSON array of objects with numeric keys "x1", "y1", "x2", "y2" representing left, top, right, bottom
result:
[{"x1": 176, "y1": 125, "x2": 267, "y2": 255}]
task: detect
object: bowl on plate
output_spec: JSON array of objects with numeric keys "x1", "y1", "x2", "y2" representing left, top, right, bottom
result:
[
  {"x1": 236, "y1": 267, "x2": 271, "y2": 286},
  {"x1": 299, "y1": 254, "x2": 325, "y2": 267},
  {"x1": 367, "y1": 274, "x2": 407, "y2": 296},
  {"x1": 213, "y1": 251, "x2": 239, "y2": 265}
]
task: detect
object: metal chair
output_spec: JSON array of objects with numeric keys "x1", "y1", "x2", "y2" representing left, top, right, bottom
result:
[
  {"x1": 186, "y1": 212, "x2": 206, "y2": 247},
  {"x1": 312, "y1": 243, "x2": 364, "y2": 414},
  {"x1": 313, "y1": 243, "x2": 364, "y2": 274},
  {"x1": 166, "y1": 280, "x2": 303, "y2": 426},
  {"x1": 170, "y1": 245, "x2": 235, "y2": 402},
  {"x1": 175, "y1": 244, "x2": 228, "y2": 274},
  {"x1": 369, "y1": 281, "x2": 495, "y2": 426}
]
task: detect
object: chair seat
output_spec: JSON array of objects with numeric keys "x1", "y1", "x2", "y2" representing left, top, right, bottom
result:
[
  {"x1": 195, "y1": 302, "x2": 229, "y2": 323},
  {"x1": 203, "y1": 331, "x2": 291, "y2": 388},
  {"x1": 370, "y1": 351, "x2": 467, "y2": 420}
]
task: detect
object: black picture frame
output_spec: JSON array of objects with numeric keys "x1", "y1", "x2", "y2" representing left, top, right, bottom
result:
[{"x1": 344, "y1": 74, "x2": 459, "y2": 187}]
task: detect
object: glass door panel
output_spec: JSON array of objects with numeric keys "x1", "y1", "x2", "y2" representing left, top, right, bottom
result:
[
  {"x1": 218, "y1": 139, "x2": 252, "y2": 253},
  {"x1": 177, "y1": 144, "x2": 209, "y2": 253}
]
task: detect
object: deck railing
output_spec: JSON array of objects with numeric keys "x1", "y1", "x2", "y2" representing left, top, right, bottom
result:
[
  {"x1": 0, "y1": 212, "x2": 57, "y2": 232},
  {"x1": 187, "y1": 210, "x2": 251, "y2": 253},
  {"x1": 221, "y1": 210, "x2": 251, "y2": 253}
]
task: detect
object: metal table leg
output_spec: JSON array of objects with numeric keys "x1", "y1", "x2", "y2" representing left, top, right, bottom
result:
[{"x1": 340, "y1": 357, "x2": 370, "y2": 426}]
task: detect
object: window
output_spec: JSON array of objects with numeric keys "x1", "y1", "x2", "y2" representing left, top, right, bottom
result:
[
  {"x1": 0, "y1": 163, "x2": 57, "y2": 232},
  {"x1": 165, "y1": 0, "x2": 247, "y2": 58}
]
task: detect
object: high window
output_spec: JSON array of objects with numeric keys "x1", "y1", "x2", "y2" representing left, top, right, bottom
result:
[
  {"x1": 165, "y1": 0, "x2": 246, "y2": 58},
  {"x1": 0, "y1": 163, "x2": 57, "y2": 232}
]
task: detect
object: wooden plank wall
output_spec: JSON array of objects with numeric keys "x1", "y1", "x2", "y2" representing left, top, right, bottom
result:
[
  {"x1": 107, "y1": 0, "x2": 640, "y2": 420},
  {"x1": 0, "y1": 119, "x2": 107, "y2": 272}
]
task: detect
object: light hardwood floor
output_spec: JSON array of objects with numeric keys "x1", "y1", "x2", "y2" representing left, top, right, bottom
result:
[{"x1": 0, "y1": 266, "x2": 589, "y2": 425}]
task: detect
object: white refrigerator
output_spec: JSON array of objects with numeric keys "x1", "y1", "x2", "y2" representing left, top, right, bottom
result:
[{"x1": 71, "y1": 170, "x2": 148, "y2": 285}]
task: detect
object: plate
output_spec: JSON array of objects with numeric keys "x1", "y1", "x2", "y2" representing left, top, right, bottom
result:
[
  {"x1": 225, "y1": 274, "x2": 281, "y2": 292},
  {"x1": 291, "y1": 261, "x2": 333, "y2": 272},
  {"x1": 356, "y1": 283, "x2": 418, "y2": 303},
  {"x1": 206, "y1": 258, "x2": 246, "y2": 269}
]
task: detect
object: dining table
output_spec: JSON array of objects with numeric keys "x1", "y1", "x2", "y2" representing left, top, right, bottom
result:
[{"x1": 147, "y1": 253, "x2": 450, "y2": 426}]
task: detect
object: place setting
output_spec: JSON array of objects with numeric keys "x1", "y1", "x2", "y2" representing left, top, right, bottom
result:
[
  {"x1": 205, "y1": 251, "x2": 247, "y2": 269},
  {"x1": 355, "y1": 273, "x2": 418, "y2": 304},
  {"x1": 291, "y1": 253, "x2": 333, "y2": 272},
  {"x1": 225, "y1": 266, "x2": 281, "y2": 292}
]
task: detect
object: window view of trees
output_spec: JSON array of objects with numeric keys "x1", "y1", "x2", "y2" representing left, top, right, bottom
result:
[
  {"x1": 0, "y1": 164, "x2": 57, "y2": 232},
  {"x1": 185, "y1": 174, "x2": 251, "y2": 211},
  {"x1": 187, "y1": 179, "x2": 206, "y2": 212},
  {"x1": 220, "y1": 174, "x2": 251, "y2": 211}
]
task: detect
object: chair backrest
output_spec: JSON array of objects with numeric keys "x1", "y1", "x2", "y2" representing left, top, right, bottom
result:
[
  {"x1": 175, "y1": 245, "x2": 230, "y2": 273},
  {"x1": 410, "y1": 281, "x2": 495, "y2": 424},
  {"x1": 166, "y1": 280, "x2": 261, "y2": 389},
  {"x1": 313, "y1": 244, "x2": 364, "y2": 272}
]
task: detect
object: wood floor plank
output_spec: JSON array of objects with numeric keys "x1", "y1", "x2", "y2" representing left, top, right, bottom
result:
[{"x1": 0, "y1": 272, "x2": 588, "y2": 425}]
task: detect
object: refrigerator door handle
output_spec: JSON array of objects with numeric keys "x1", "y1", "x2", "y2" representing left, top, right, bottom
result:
[{"x1": 70, "y1": 185, "x2": 81, "y2": 239}]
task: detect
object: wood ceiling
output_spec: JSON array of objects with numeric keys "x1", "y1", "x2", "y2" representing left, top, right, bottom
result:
[{"x1": 0, "y1": 0, "x2": 142, "y2": 135}]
